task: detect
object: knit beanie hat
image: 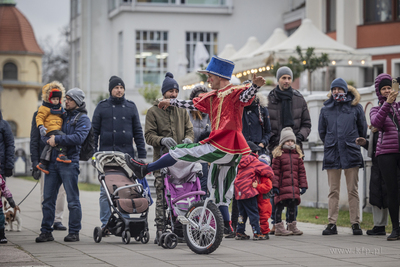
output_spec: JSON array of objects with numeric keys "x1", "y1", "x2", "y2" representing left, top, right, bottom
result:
[
  {"x1": 330, "y1": 78, "x2": 348, "y2": 94},
  {"x1": 49, "y1": 88, "x2": 62, "y2": 102},
  {"x1": 66, "y1": 87, "x2": 85, "y2": 107},
  {"x1": 190, "y1": 84, "x2": 208, "y2": 100},
  {"x1": 161, "y1": 72, "x2": 179, "y2": 96},
  {"x1": 379, "y1": 78, "x2": 392, "y2": 92},
  {"x1": 247, "y1": 141, "x2": 261, "y2": 153},
  {"x1": 279, "y1": 127, "x2": 296, "y2": 146},
  {"x1": 276, "y1": 66, "x2": 293, "y2": 81},
  {"x1": 108, "y1": 75, "x2": 125, "y2": 94}
]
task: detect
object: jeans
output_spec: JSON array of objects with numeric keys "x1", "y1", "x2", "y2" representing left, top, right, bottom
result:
[
  {"x1": 100, "y1": 185, "x2": 129, "y2": 228},
  {"x1": 41, "y1": 162, "x2": 81, "y2": 234},
  {"x1": 236, "y1": 197, "x2": 260, "y2": 234}
]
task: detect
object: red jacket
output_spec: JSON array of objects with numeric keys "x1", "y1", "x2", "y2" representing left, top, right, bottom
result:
[
  {"x1": 235, "y1": 154, "x2": 274, "y2": 200},
  {"x1": 272, "y1": 148, "x2": 307, "y2": 205}
]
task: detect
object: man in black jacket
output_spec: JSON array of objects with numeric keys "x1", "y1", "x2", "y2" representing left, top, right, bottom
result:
[
  {"x1": 30, "y1": 111, "x2": 67, "y2": 231},
  {"x1": 0, "y1": 110, "x2": 14, "y2": 179},
  {"x1": 92, "y1": 76, "x2": 147, "y2": 230},
  {"x1": 267, "y1": 66, "x2": 311, "y2": 234}
]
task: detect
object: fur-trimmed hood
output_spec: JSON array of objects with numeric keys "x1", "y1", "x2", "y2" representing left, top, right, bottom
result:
[
  {"x1": 256, "y1": 92, "x2": 268, "y2": 107},
  {"x1": 374, "y1": 73, "x2": 392, "y2": 104},
  {"x1": 326, "y1": 85, "x2": 360, "y2": 106},
  {"x1": 41, "y1": 81, "x2": 65, "y2": 103}
]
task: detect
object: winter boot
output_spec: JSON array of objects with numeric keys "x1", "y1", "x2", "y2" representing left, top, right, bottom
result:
[
  {"x1": 64, "y1": 233, "x2": 79, "y2": 242},
  {"x1": 322, "y1": 224, "x2": 337, "y2": 235},
  {"x1": 35, "y1": 232, "x2": 54, "y2": 243},
  {"x1": 352, "y1": 223, "x2": 363, "y2": 235},
  {"x1": 37, "y1": 163, "x2": 49, "y2": 175},
  {"x1": 387, "y1": 228, "x2": 400, "y2": 241},
  {"x1": 0, "y1": 228, "x2": 7, "y2": 244},
  {"x1": 274, "y1": 222, "x2": 293, "y2": 236},
  {"x1": 270, "y1": 224, "x2": 275, "y2": 235},
  {"x1": 287, "y1": 221, "x2": 303, "y2": 235},
  {"x1": 366, "y1": 226, "x2": 386, "y2": 236},
  {"x1": 56, "y1": 154, "x2": 72, "y2": 164},
  {"x1": 253, "y1": 233, "x2": 269, "y2": 240},
  {"x1": 235, "y1": 232, "x2": 250, "y2": 240}
]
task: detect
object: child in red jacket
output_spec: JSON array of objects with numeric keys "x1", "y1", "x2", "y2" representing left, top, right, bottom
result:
[
  {"x1": 234, "y1": 141, "x2": 273, "y2": 240},
  {"x1": 272, "y1": 127, "x2": 308, "y2": 236}
]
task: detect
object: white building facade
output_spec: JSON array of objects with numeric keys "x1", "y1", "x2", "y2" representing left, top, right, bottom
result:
[{"x1": 69, "y1": 0, "x2": 298, "y2": 115}]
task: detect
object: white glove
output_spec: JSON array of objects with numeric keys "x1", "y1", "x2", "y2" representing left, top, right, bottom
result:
[
  {"x1": 161, "y1": 137, "x2": 177, "y2": 148},
  {"x1": 39, "y1": 125, "x2": 47, "y2": 137},
  {"x1": 183, "y1": 138, "x2": 193, "y2": 144}
]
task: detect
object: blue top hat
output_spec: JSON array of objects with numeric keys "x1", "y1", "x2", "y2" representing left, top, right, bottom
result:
[{"x1": 198, "y1": 56, "x2": 235, "y2": 80}]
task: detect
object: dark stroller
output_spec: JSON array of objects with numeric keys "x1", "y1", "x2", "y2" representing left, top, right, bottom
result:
[
  {"x1": 158, "y1": 161, "x2": 205, "y2": 249},
  {"x1": 92, "y1": 151, "x2": 150, "y2": 244}
]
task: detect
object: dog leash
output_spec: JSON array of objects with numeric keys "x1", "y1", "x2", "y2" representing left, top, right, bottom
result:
[{"x1": 17, "y1": 180, "x2": 39, "y2": 206}]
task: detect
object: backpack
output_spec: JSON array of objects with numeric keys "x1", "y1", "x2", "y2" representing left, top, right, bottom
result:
[{"x1": 71, "y1": 113, "x2": 95, "y2": 161}]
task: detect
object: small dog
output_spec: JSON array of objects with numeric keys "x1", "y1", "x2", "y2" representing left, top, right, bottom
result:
[{"x1": 4, "y1": 200, "x2": 22, "y2": 232}]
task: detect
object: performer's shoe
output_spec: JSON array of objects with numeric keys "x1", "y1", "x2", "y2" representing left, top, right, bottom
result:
[{"x1": 125, "y1": 154, "x2": 148, "y2": 179}]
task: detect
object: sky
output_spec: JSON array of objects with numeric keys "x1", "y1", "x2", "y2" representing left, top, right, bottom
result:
[{"x1": 15, "y1": 0, "x2": 70, "y2": 45}]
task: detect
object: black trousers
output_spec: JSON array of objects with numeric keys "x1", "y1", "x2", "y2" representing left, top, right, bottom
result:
[
  {"x1": 275, "y1": 199, "x2": 297, "y2": 223},
  {"x1": 377, "y1": 153, "x2": 400, "y2": 229}
]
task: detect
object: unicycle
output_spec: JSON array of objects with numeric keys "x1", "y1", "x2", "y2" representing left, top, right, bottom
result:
[{"x1": 179, "y1": 161, "x2": 234, "y2": 254}]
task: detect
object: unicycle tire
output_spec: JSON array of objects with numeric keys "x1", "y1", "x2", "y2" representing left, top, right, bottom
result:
[{"x1": 183, "y1": 200, "x2": 223, "y2": 254}]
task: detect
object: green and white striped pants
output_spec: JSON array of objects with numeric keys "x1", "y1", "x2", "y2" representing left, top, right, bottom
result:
[{"x1": 170, "y1": 143, "x2": 242, "y2": 206}]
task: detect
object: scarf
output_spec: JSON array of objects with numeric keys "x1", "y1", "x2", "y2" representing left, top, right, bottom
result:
[
  {"x1": 333, "y1": 93, "x2": 347, "y2": 102},
  {"x1": 275, "y1": 87, "x2": 294, "y2": 128},
  {"x1": 282, "y1": 144, "x2": 295, "y2": 150}
]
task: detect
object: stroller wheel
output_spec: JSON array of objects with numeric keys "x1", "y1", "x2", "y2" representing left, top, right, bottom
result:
[
  {"x1": 93, "y1": 227, "x2": 102, "y2": 243},
  {"x1": 122, "y1": 230, "x2": 131, "y2": 244},
  {"x1": 160, "y1": 233, "x2": 169, "y2": 248},
  {"x1": 165, "y1": 233, "x2": 178, "y2": 249},
  {"x1": 134, "y1": 235, "x2": 141, "y2": 242},
  {"x1": 140, "y1": 231, "x2": 150, "y2": 244}
]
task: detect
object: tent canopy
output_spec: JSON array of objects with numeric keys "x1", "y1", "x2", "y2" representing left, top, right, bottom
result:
[
  {"x1": 229, "y1": 36, "x2": 261, "y2": 61},
  {"x1": 248, "y1": 28, "x2": 287, "y2": 58},
  {"x1": 218, "y1": 44, "x2": 236, "y2": 60},
  {"x1": 268, "y1": 19, "x2": 370, "y2": 61}
]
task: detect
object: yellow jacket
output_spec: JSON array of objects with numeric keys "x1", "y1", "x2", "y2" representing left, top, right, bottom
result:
[
  {"x1": 36, "y1": 105, "x2": 63, "y2": 133},
  {"x1": 36, "y1": 81, "x2": 65, "y2": 134}
]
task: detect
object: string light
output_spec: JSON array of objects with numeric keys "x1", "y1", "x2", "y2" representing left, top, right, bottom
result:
[
  {"x1": 361, "y1": 60, "x2": 365, "y2": 65},
  {"x1": 331, "y1": 61, "x2": 336, "y2": 65},
  {"x1": 302, "y1": 60, "x2": 306, "y2": 65},
  {"x1": 266, "y1": 66, "x2": 270, "y2": 71},
  {"x1": 259, "y1": 68, "x2": 262, "y2": 72},
  {"x1": 348, "y1": 60, "x2": 352, "y2": 65}
]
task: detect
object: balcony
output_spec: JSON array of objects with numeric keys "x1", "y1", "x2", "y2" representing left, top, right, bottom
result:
[{"x1": 108, "y1": 0, "x2": 233, "y2": 18}]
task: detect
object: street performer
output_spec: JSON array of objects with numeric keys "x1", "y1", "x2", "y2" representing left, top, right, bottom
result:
[{"x1": 126, "y1": 56, "x2": 265, "y2": 232}]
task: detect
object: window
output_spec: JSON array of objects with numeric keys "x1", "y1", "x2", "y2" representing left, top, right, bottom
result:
[
  {"x1": 135, "y1": 30, "x2": 168, "y2": 85},
  {"x1": 326, "y1": 0, "x2": 336, "y2": 32},
  {"x1": 363, "y1": 64, "x2": 384, "y2": 86},
  {"x1": 364, "y1": 0, "x2": 400, "y2": 24},
  {"x1": 186, "y1": 32, "x2": 218, "y2": 72},
  {"x1": 71, "y1": 0, "x2": 81, "y2": 18},
  {"x1": 108, "y1": 0, "x2": 118, "y2": 11},
  {"x1": 2, "y1": 62, "x2": 18, "y2": 80}
]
